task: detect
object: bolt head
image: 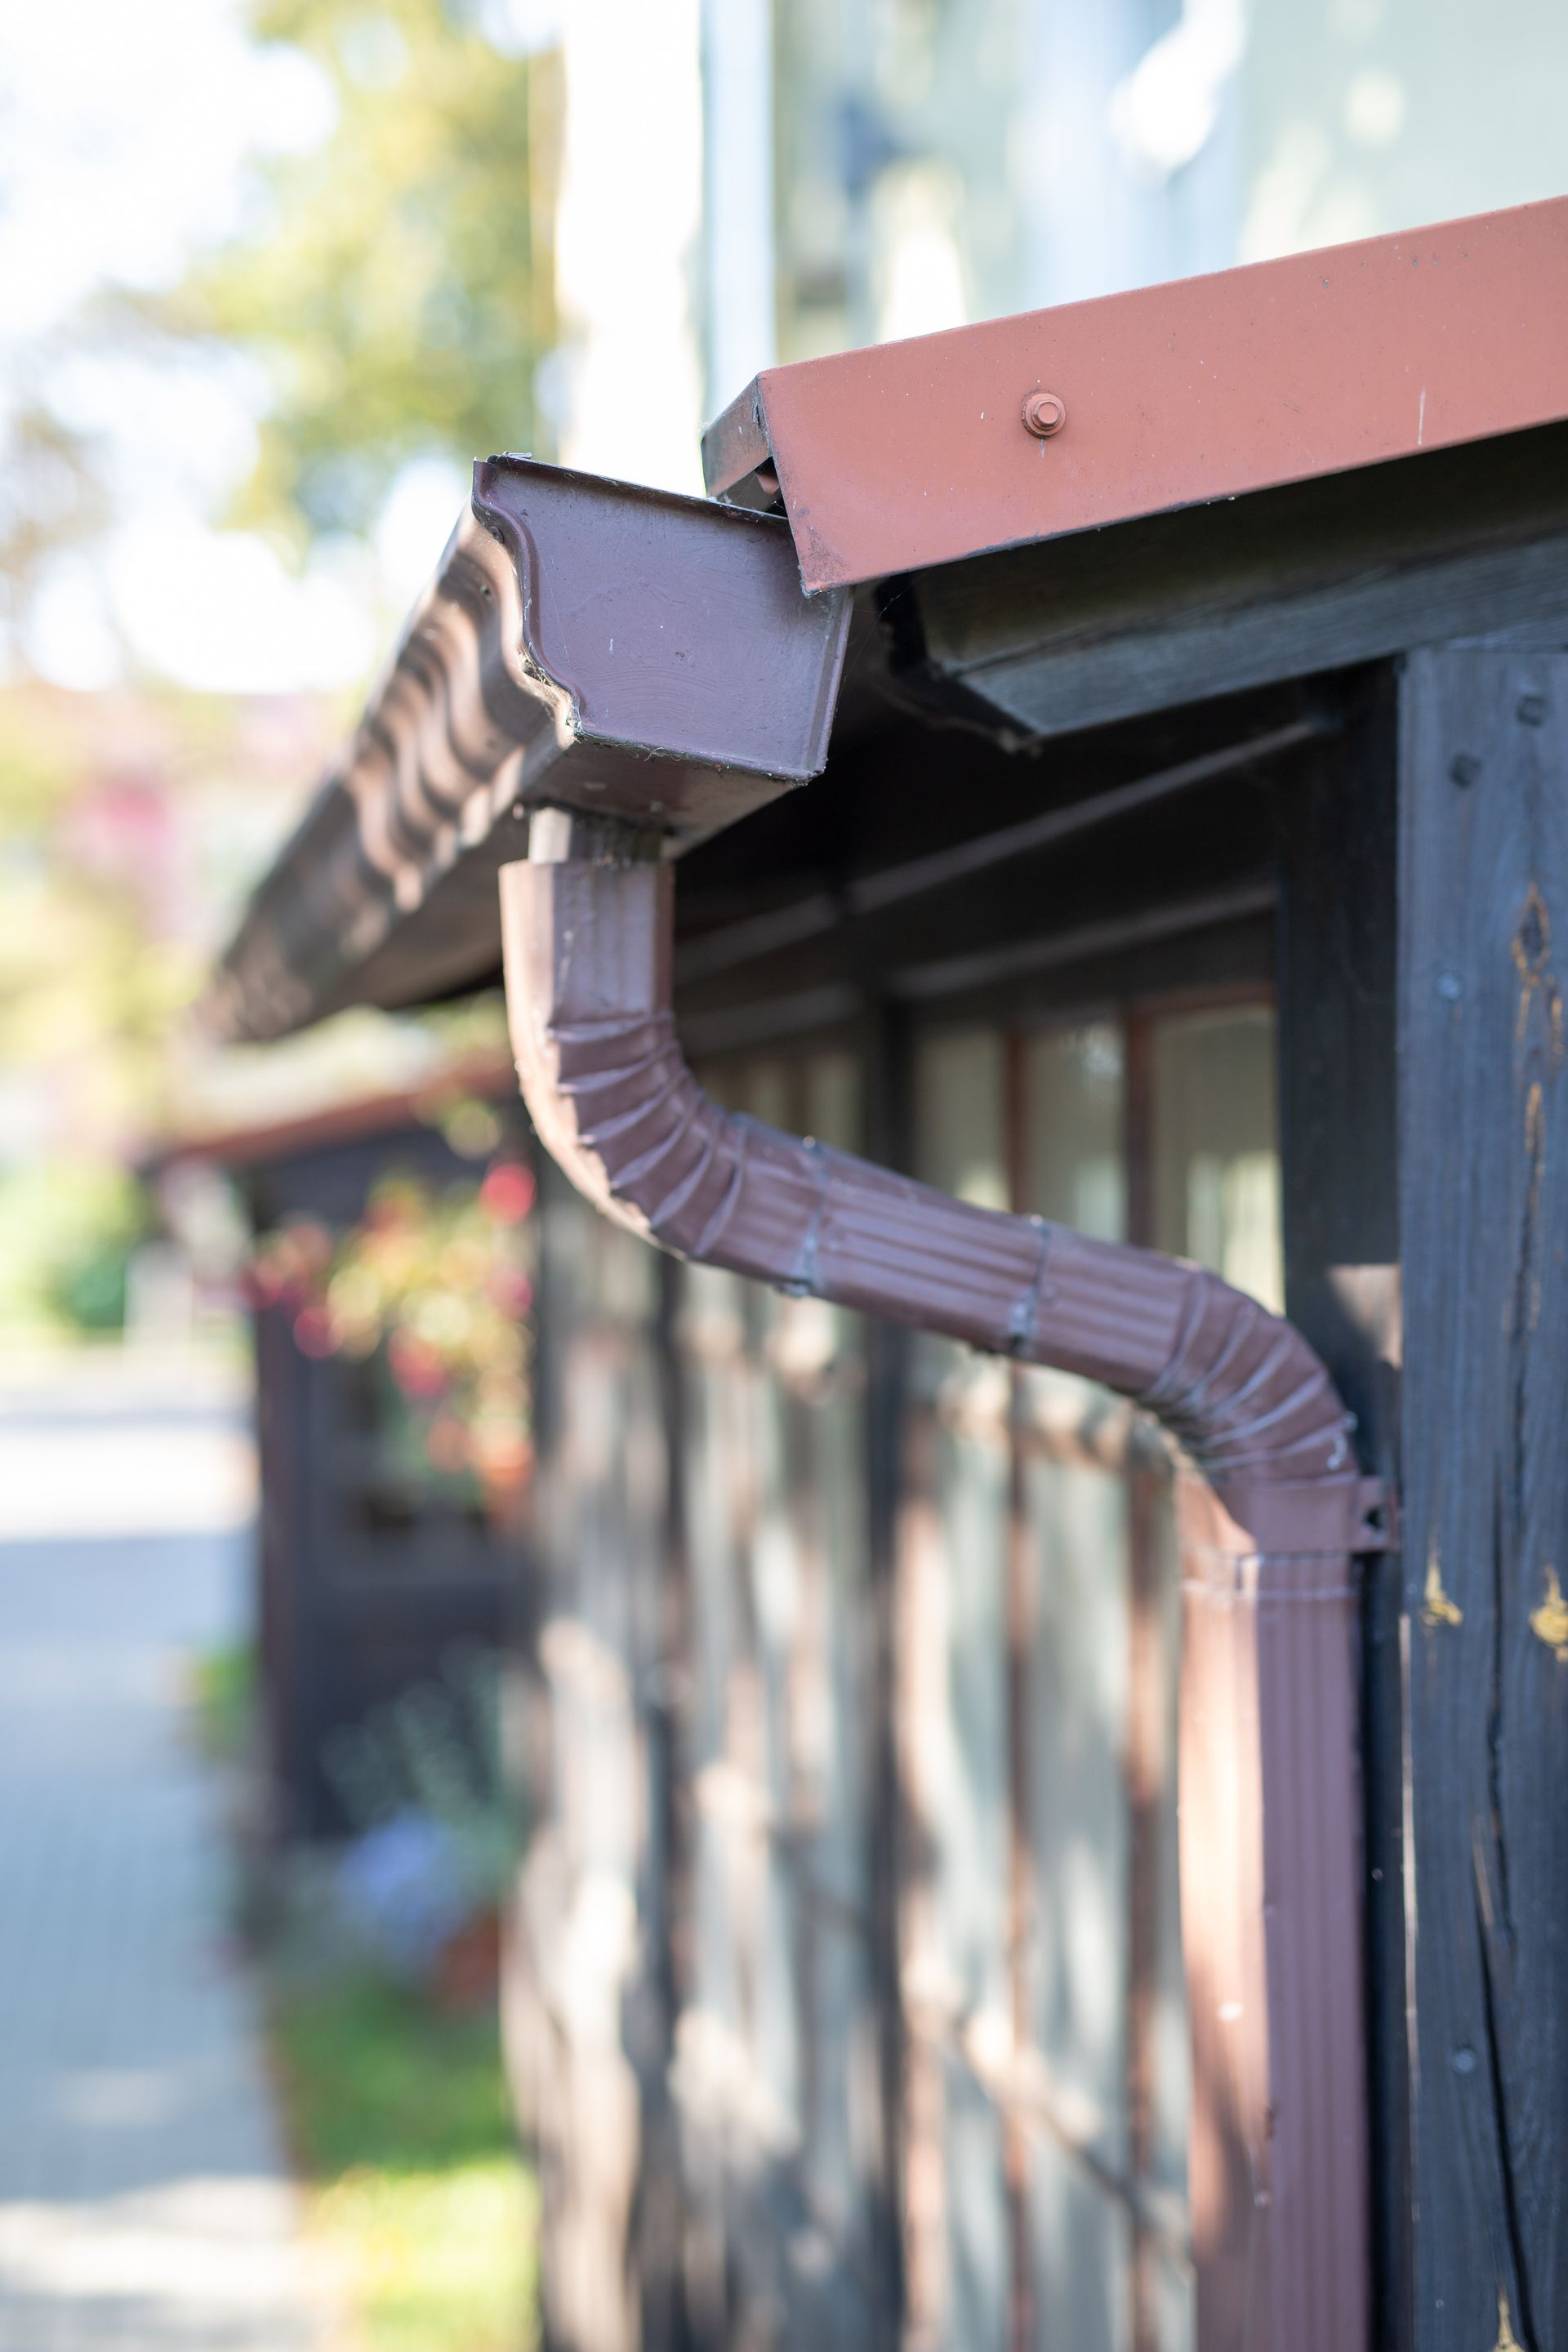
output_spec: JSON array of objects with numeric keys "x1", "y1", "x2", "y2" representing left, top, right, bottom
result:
[{"x1": 1022, "y1": 390, "x2": 1067, "y2": 439}]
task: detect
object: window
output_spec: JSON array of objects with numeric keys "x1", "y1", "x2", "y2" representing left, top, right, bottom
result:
[
  {"x1": 525, "y1": 1004, "x2": 1285, "y2": 2350},
  {"x1": 909, "y1": 996, "x2": 1281, "y2": 2352},
  {"x1": 678, "y1": 1054, "x2": 884, "y2": 2325}
]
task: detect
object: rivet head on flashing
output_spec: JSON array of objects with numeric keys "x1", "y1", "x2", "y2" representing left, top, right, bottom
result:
[{"x1": 1022, "y1": 390, "x2": 1067, "y2": 439}]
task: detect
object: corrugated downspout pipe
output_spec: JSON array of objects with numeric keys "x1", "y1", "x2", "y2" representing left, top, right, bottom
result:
[{"x1": 500, "y1": 810, "x2": 1379, "y2": 2352}]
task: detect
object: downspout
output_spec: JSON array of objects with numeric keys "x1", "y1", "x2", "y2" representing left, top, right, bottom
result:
[{"x1": 501, "y1": 808, "x2": 1381, "y2": 2352}]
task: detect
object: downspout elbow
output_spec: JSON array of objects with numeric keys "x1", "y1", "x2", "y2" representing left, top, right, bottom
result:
[{"x1": 498, "y1": 818, "x2": 1381, "y2": 1554}]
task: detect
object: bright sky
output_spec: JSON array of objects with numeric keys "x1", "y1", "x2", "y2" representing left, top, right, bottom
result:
[{"x1": 0, "y1": 0, "x2": 468, "y2": 695}]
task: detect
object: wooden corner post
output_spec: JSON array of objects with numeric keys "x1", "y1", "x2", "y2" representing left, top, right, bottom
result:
[{"x1": 1400, "y1": 640, "x2": 1568, "y2": 2350}]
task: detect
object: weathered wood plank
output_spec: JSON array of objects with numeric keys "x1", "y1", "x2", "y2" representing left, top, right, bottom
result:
[
  {"x1": 506, "y1": 1170, "x2": 664, "y2": 2352},
  {"x1": 914, "y1": 425, "x2": 1568, "y2": 743},
  {"x1": 671, "y1": 1052, "x2": 890, "y2": 2352},
  {"x1": 1399, "y1": 644, "x2": 1568, "y2": 2351}
]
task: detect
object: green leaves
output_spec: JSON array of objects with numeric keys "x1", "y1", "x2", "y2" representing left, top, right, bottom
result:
[{"x1": 176, "y1": 0, "x2": 556, "y2": 545}]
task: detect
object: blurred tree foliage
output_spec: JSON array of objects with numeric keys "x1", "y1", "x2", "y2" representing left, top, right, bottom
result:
[
  {"x1": 167, "y1": 0, "x2": 559, "y2": 545},
  {"x1": 0, "y1": 693, "x2": 202, "y2": 1333},
  {"x1": 0, "y1": 1160, "x2": 149, "y2": 1334},
  {"x1": 0, "y1": 5, "x2": 561, "y2": 1337},
  {"x1": 0, "y1": 693, "x2": 217, "y2": 1112}
]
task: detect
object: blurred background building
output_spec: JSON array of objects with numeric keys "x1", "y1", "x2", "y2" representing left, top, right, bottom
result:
[{"x1": 4, "y1": 0, "x2": 1568, "y2": 1309}]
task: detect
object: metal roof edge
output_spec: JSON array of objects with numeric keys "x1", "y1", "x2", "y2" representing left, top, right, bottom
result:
[{"x1": 702, "y1": 194, "x2": 1568, "y2": 591}]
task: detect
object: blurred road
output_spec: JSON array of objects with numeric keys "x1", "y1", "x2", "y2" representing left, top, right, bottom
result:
[{"x1": 0, "y1": 1353, "x2": 324, "y2": 2350}]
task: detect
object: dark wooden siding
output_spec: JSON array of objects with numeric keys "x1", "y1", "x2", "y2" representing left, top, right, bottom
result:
[
  {"x1": 512, "y1": 1107, "x2": 890, "y2": 2352},
  {"x1": 507, "y1": 1167, "x2": 671, "y2": 2352},
  {"x1": 245, "y1": 1118, "x2": 519, "y2": 1838},
  {"x1": 1399, "y1": 642, "x2": 1568, "y2": 2352}
]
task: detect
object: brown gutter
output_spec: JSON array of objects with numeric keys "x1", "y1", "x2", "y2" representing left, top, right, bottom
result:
[
  {"x1": 703, "y1": 194, "x2": 1568, "y2": 591},
  {"x1": 211, "y1": 460, "x2": 849, "y2": 1042},
  {"x1": 499, "y1": 812, "x2": 1384, "y2": 2352}
]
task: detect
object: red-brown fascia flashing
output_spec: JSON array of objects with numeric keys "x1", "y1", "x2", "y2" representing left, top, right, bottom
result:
[
  {"x1": 500, "y1": 816, "x2": 1379, "y2": 2352},
  {"x1": 703, "y1": 194, "x2": 1568, "y2": 591}
]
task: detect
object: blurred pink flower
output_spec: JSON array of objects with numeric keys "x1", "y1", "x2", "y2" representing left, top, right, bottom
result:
[
  {"x1": 479, "y1": 1163, "x2": 535, "y2": 1224},
  {"x1": 388, "y1": 1327, "x2": 448, "y2": 1398},
  {"x1": 292, "y1": 1302, "x2": 341, "y2": 1358}
]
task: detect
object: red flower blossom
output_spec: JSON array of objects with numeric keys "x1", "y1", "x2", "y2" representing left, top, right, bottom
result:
[
  {"x1": 425, "y1": 1414, "x2": 470, "y2": 1474},
  {"x1": 388, "y1": 1327, "x2": 448, "y2": 1398},
  {"x1": 292, "y1": 1303, "x2": 341, "y2": 1358},
  {"x1": 479, "y1": 1162, "x2": 535, "y2": 1224},
  {"x1": 489, "y1": 1270, "x2": 533, "y2": 1316}
]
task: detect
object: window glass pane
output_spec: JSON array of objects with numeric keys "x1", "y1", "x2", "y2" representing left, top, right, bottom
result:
[
  {"x1": 744, "y1": 1058, "x2": 792, "y2": 1129},
  {"x1": 915, "y1": 1027, "x2": 1007, "y2": 1209},
  {"x1": 911, "y1": 1024, "x2": 1010, "y2": 2352},
  {"x1": 804, "y1": 1049, "x2": 862, "y2": 1154},
  {"x1": 676, "y1": 1046, "x2": 880, "y2": 2329},
  {"x1": 1151, "y1": 1007, "x2": 1281, "y2": 1312},
  {"x1": 1022, "y1": 1022, "x2": 1125, "y2": 1241},
  {"x1": 695, "y1": 1058, "x2": 791, "y2": 1125},
  {"x1": 1017, "y1": 1022, "x2": 1140, "y2": 2347},
  {"x1": 696, "y1": 1060, "x2": 739, "y2": 1112}
]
